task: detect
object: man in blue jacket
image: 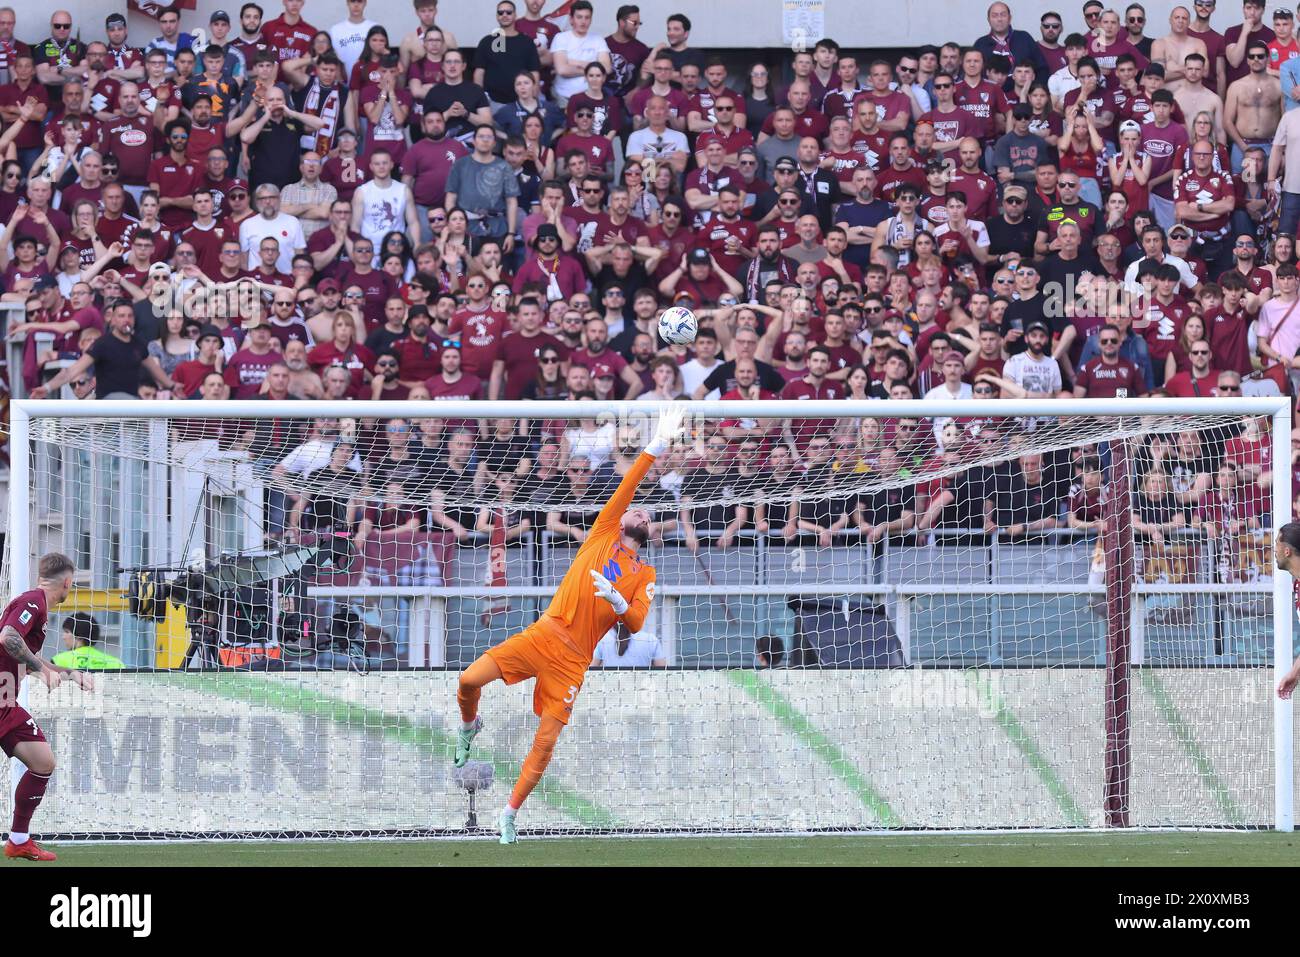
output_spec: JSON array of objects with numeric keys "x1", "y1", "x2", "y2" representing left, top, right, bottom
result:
[{"x1": 975, "y1": 2, "x2": 1049, "y2": 87}]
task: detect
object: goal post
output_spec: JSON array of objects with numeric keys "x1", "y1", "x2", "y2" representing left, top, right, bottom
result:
[{"x1": 1, "y1": 396, "x2": 1293, "y2": 836}]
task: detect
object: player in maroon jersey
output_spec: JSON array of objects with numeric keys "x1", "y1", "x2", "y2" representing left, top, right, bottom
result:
[
  {"x1": 0, "y1": 553, "x2": 92, "y2": 861},
  {"x1": 1276, "y1": 523, "x2": 1300, "y2": 697}
]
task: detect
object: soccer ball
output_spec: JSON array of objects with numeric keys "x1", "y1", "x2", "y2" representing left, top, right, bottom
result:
[{"x1": 658, "y1": 306, "x2": 698, "y2": 345}]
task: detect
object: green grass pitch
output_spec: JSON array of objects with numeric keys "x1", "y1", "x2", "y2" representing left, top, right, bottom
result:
[{"x1": 17, "y1": 833, "x2": 1300, "y2": 866}]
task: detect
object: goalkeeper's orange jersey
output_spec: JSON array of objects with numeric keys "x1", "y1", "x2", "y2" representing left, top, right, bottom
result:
[{"x1": 539, "y1": 451, "x2": 658, "y2": 659}]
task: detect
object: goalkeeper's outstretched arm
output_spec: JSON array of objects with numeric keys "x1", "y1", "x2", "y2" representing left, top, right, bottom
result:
[{"x1": 590, "y1": 406, "x2": 687, "y2": 534}]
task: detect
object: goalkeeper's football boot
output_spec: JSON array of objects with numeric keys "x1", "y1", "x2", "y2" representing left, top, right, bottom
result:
[
  {"x1": 4, "y1": 839, "x2": 56, "y2": 861},
  {"x1": 498, "y1": 810, "x2": 518, "y2": 845},
  {"x1": 454, "y1": 715, "x2": 483, "y2": 768}
]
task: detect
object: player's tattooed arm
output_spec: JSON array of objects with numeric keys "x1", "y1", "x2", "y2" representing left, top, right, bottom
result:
[{"x1": 0, "y1": 626, "x2": 42, "y2": 672}]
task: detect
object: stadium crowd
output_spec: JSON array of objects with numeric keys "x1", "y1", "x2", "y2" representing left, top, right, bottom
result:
[{"x1": 0, "y1": 0, "x2": 1295, "y2": 560}]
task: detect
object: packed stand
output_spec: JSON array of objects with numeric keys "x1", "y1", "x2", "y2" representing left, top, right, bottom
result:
[{"x1": 0, "y1": 0, "x2": 1293, "y2": 574}]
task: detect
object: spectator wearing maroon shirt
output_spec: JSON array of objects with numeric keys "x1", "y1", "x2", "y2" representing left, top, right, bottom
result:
[
  {"x1": 694, "y1": 93, "x2": 755, "y2": 168},
  {"x1": 450, "y1": 277, "x2": 506, "y2": 379},
  {"x1": 96, "y1": 82, "x2": 152, "y2": 196},
  {"x1": 148, "y1": 121, "x2": 199, "y2": 232},
  {"x1": 780, "y1": 347, "x2": 842, "y2": 454},
  {"x1": 1073, "y1": 323, "x2": 1144, "y2": 397},
  {"x1": 321, "y1": 129, "x2": 369, "y2": 204},
  {"x1": 513, "y1": 223, "x2": 586, "y2": 299},
  {"x1": 250, "y1": 235, "x2": 294, "y2": 290},
  {"x1": 569, "y1": 315, "x2": 644, "y2": 398},
  {"x1": 659, "y1": 246, "x2": 743, "y2": 306},
  {"x1": 555, "y1": 103, "x2": 615, "y2": 179},
  {"x1": 262, "y1": 0, "x2": 318, "y2": 62},
  {"x1": 337, "y1": 236, "x2": 396, "y2": 325},
  {"x1": 424, "y1": 342, "x2": 484, "y2": 402},
  {"x1": 1163, "y1": 338, "x2": 1222, "y2": 397},
  {"x1": 1174, "y1": 141, "x2": 1237, "y2": 273},
  {"x1": 402, "y1": 110, "x2": 468, "y2": 239},
  {"x1": 760, "y1": 80, "x2": 827, "y2": 142},
  {"x1": 0, "y1": 53, "x2": 48, "y2": 173},
  {"x1": 175, "y1": 189, "x2": 230, "y2": 279},
  {"x1": 1205, "y1": 272, "x2": 1256, "y2": 375},
  {"x1": 391, "y1": 306, "x2": 444, "y2": 385},
  {"x1": 494, "y1": 296, "x2": 570, "y2": 399},
  {"x1": 307, "y1": 311, "x2": 375, "y2": 398},
  {"x1": 224, "y1": 319, "x2": 282, "y2": 398}
]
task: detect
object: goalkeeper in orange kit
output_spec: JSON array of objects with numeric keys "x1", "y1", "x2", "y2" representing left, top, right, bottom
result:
[{"x1": 454, "y1": 406, "x2": 686, "y2": 844}]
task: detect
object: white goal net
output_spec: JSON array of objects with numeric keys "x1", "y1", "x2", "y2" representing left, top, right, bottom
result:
[{"x1": 0, "y1": 397, "x2": 1292, "y2": 836}]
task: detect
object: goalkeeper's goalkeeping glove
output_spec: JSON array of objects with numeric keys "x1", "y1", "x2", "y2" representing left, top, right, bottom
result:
[
  {"x1": 646, "y1": 405, "x2": 687, "y2": 457},
  {"x1": 590, "y1": 570, "x2": 629, "y2": 615}
]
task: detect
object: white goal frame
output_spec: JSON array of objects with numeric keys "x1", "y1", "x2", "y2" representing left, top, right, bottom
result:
[{"x1": 4, "y1": 396, "x2": 1294, "y2": 834}]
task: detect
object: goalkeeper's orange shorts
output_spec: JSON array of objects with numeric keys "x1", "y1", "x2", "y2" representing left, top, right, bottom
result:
[{"x1": 485, "y1": 621, "x2": 589, "y2": 725}]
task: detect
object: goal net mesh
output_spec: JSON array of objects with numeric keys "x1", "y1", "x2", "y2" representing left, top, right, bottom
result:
[{"x1": 0, "y1": 403, "x2": 1284, "y2": 835}]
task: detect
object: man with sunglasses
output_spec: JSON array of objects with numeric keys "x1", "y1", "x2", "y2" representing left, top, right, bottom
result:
[
  {"x1": 1038, "y1": 12, "x2": 1068, "y2": 72},
  {"x1": 472, "y1": 2, "x2": 541, "y2": 108},
  {"x1": 695, "y1": 95, "x2": 753, "y2": 169},
  {"x1": 1218, "y1": 233, "x2": 1274, "y2": 297},
  {"x1": 1165, "y1": 335, "x2": 1225, "y2": 395},
  {"x1": 555, "y1": 105, "x2": 614, "y2": 179},
  {"x1": 1173, "y1": 140, "x2": 1237, "y2": 272},
  {"x1": 919, "y1": 75, "x2": 975, "y2": 155},
  {"x1": 1225, "y1": 41, "x2": 1281, "y2": 177},
  {"x1": 33, "y1": 12, "x2": 86, "y2": 92},
  {"x1": 985, "y1": 184, "x2": 1037, "y2": 265},
  {"x1": 1073, "y1": 321, "x2": 1145, "y2": 397}
]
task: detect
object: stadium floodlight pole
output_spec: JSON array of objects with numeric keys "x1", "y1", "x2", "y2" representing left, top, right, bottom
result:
[{"x1": 1274, "y1": 400, "x2": 1294, "y2": 833}]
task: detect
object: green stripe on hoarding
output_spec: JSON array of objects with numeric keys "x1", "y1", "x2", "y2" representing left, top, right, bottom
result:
[
  {"x1": 1138, "y1": 670, "x2": 1244, "y2": 826},
  {"x1": 966, "y1": 672, "x2": 1087, "y2": 826},
  {"x1": 728, "y1": 670, "x2": 902, "y2": 827},
  {"x1": 157, "y1": 673, "x2": 618, "y2": 828}
]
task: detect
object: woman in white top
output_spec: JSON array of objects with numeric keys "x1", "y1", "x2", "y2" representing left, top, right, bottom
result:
[
  {"x1": 592, "y1": 624, "x2": 666, "y2": 667},
  {"x1": 561, "y1": 396, "x2": 617, "y2": 468}
]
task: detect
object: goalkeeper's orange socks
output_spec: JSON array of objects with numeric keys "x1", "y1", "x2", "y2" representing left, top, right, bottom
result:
[
  {"x1": 508, "y1": 719, "x2": 561, "y2": 810},
  {"x1": 457, "y1": 684, "x2": 480, "y2": 725}
]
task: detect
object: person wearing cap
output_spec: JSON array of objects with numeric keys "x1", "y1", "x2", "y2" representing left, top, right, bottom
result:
[
  {"x1": 555, "y1": 102, "x2": 615, "y2": 179},
  {"x1": 222, "y1": 314, "x2": 282, "y2": 399},
  {"x1": 201, "y1": 11, "x2": 246, "y2": 84},
  {"x1": 658, "y1": 244, "x2": 744, "y2": 306},
  {"x1": 512, "y1": 223, "x2": 587, "y2": 300},
  {"x1": 986, "y1": 184, "x2": 1037, "y2": 265},
  {"x1": 999, "y1": 320, "x2": 1063, "y2": 398},
  {"x1": 171, "y1": 325, "x2": 228, "y2": 398},
  {"x1": 994, "y1": 103, "x2": 1050, "y2": 187}
]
